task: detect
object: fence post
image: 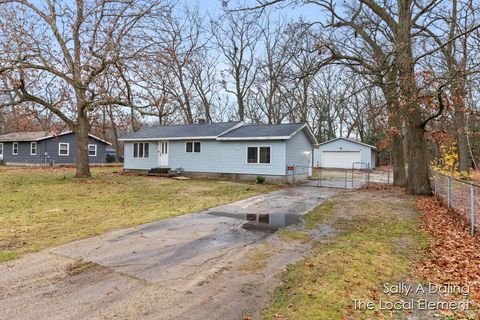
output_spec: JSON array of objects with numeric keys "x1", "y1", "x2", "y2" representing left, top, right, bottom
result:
[
  {"x1": 293, "y1": 166, "x2": 296, "y2": 185},
  {"x1": 471, "y1": 186, "x2": 475, "y2": 235},
  {"x1": 366, "y1": 166, "x2": 370, "y2": 188},
  {"x1": 345, "y1": 170, "x2": 347, "y2": 189},
  {"x1": 351, "y1": 166, "x2": 354, "y2": 189},
  {"x1": 434, "y1": 172, "x2": 438, "y2": 197},
  {"x1": 387, "y1": 171, "x2": 390, "y2": 184},
  {"x1": 318, "y1": 167, "x2": 321, "y2": 187},
  {"x1": 447, "y1": 176, "x2": 452, "y2": 209}
]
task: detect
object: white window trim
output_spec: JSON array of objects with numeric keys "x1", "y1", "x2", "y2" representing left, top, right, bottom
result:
[
  {"x1": 246, "y1": 145, "x2": 272, "y2": 165},
  {"x1": 0, "y1": 143, "x2": 3, "y2": 156},
  {"x1": 31, "y1": 142, "x2": 37, "y2": 155},
  {"x1": 58, "y1": 143, "x2": 69, "y2": 156},
  {"x1": 185, "y1": 141, "x2": 202, "y2": 153},
  {"x1": 88, "y1": 144, "x2": 97, "y2": 157},
  {"x1": 133, "y1": 142, "x2": 149, "y2": 158},
  {"x1": 12, "y1": 142, "x2": 18, "y2": 155}
]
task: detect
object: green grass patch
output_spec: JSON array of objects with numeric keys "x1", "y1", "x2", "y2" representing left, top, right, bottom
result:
[
  {"x1": 0, "y1": 167, "x2": 275, "y2": 260},
  {"x1": 263, "y1": 193, "x2": 427, "y2": 319},
  {"x1": 277, "y1": 229, "x2": 311, "y2": 242},
  {"x1": 303, "y1": 200, "x2": 336, "y2": 229},
  {"x1": 0, "y1": 250, "x2": 17, "y2": 262}
]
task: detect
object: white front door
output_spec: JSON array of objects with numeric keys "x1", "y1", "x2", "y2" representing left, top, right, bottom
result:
[{"x1": 158, "y1": 141, "x2": 169, "y2": 167}]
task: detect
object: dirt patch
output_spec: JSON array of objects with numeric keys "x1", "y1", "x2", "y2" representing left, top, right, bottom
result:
[{"x1": 65, "y1": 261, "x2": 102, "y2": 276}]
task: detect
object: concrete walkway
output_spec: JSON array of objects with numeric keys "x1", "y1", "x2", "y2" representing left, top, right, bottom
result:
[{"x1": 0, "y1": 186, "x2": 339, "y2": 320}]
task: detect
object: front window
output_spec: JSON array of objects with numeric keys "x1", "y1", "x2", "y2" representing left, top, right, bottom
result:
[
  {"x1": 59, "y1": 143, "x2": 69, "y2": 156},
  {"x1": 259, "y1": 147, "x2": 271, "y2": 163},
  {"x1": 133, "y1": 142, "x2": 149, "y2": 158},
  {"x1": 247, "y1": 146, "x2": 271, "y2": 164},
  {"x1": 31, "y1": 142, "x2": 37, "y2": 155},
  {"x1": 88, "y1": 144, "x2": 97, "y2": 157},
  {"x1": 12, "y1": 142, "x2": 18, "y2": 155},
  {"x1": 0, "y1": 143, "x2": 3, "y2": 156},
  {"x1": 247, "y1": 147, "x2": 258, "y2": 163},
  {"x1": 186, "y1": 141, "x2": 201, "y2": 153}
]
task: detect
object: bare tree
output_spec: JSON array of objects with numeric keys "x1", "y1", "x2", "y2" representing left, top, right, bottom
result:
[
  {"x1": 212, "y1": 11, "x2": 262, "y2": 121},
  {"x1": 417, "y1": 0, "x2": 479, "y2": 171},
  {"x1": 0, "y1": 0, "x2": 166, "y2": 177}
]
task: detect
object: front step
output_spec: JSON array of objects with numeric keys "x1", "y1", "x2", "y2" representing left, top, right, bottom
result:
[{"x1": 149, "y1": 167, "x2": 171, "y2": 174}]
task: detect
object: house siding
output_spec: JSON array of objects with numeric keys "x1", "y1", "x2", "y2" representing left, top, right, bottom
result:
[
  {"x1": 314, "y1": 139, "x2": 375, "y2": 168},
  {"x1": 285, "y1": 130, "x2": 312, "y2": 174},
  {"x1": 168, "y1": 140, "x2": 286, "y2": 176},
  {"x1": 122, "y1": 129, "x2": 316, "y2": 179},
  {"x1": 0, "y1": 133, "x2": 107, "y2": 165},
  {"x1": 123, "y1": 141, "x2": 159, "y2": 170}
]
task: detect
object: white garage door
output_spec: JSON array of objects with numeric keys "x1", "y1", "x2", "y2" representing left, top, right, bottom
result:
[{"x1": 322, "y1": 151, "x2": 361, "y2": 168}]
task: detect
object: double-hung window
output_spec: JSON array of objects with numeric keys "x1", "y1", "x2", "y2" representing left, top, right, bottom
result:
[
  {"x1": 59, "y1": 143, "x2": 69, "y2": 156},
  {"x1": 31, "y1": 142, "x2": 37, "y2": 155},
  {"x1": 88, "y1": 144, "x2": 97, "y2": 157},
  {"x1": 186, "y1": 141, "x2": 201, "y2": 153},
  {"x1": 247, "y1": 146, "x2": 271, "y2": 164},
  {"x1": 12, "y1": 142, "x2": 18, "y2": 155},
  {"x1": 133, "y1": 142, "x2": 149, "y2": 158}
]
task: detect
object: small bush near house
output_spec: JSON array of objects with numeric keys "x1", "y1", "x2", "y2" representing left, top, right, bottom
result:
[{"x1": 256, "y1": 176, "x2": 266, "y2": 184}]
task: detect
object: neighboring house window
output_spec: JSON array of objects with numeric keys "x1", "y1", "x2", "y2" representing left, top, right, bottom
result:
[
  {"x1": 247, "y1": 146, "x2": 271, "y2": 164},
  {"x1": 133, "y1": 142, "x2": 149, "y2": 158},
  {"x1": 12, "y1": 142, "x2": 18, "y2": 155},
  {"x1": 88, "y1": 144, "x2": 97, "y2": 157},
  {"x1": 0, "y1": 143, "x2": 3, "y2": 157},
  {"x1": 31, "y1": 142, "x2": 37, "y2": 155},
  {"x1": 186, "y1": 141, "x2": 201, "y2": 153},
  {"x1": 59, "y1": 143, "x2": 69, "y2": 156}
]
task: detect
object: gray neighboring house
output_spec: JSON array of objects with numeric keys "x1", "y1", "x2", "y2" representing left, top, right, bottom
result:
[
  {"x1": 0, "y1": 131, "x2": 111, "y2": 166},
  {"x1": 314, "y1": 137, "x2": 377, "y2": 169},
  {"x1": 119, "y1": 121, "x2": 317, "y2": 183}
]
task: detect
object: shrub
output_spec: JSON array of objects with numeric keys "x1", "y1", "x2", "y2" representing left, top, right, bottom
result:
[{"x1": 256, "y1": 176, "x2": 266, "y2": 184}]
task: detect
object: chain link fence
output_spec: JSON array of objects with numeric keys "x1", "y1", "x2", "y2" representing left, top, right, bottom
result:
[
  {"x1": 431, "y1": 170, "x2": 480, "y2": 234},
  {"x1": 288, "y1": 166, "x2": 392, "y2": 189}
]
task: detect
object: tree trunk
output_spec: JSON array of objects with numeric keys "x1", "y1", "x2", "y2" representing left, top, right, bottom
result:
[
  {"x1": 75, "y1": 109, "x2": 91, "y2": 178},
  {"x1": 390, "y1": 114, "x2": 407, "y2": 186},
  {"x1": 381, "y1": 75, "x2": 407, "y2": 186},
  {"x1": 405, "y1": 114, "x2": 431, "y2": 195},
  {"x1": 396, "y1": 0, "x2": 431, "y2": 195},
  {"x1": 237, "y1": 95, "x2": 245, "y2": 121},
  {"x1": 452, "y1": 81, "x2": 472, "y2": 171},
  {"x1": 107, "y1": 106, "x2": 121, "y2": 162}
]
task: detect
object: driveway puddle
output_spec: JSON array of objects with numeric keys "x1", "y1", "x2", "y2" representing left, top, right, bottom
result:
[{"x1": 207, "y1": 211, "x2": 302, "y2": 231}]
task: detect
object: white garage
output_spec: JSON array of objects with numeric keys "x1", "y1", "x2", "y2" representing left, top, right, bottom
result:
[
  {"x1": 314, "y1": 138, "x2": 376, "y2": 169},
  {"x1": 322, "y1": 151, "x2": 361, "y2": 168}
]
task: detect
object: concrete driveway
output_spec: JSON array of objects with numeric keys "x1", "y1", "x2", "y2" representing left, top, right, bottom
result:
[{"x1": 0, "y1": 186, "x2": 339, "y2": 320}]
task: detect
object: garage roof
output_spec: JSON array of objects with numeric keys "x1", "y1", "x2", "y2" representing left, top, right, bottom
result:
[{"x1": 317, "y1": 137, "x2": 377, "y2": 150}]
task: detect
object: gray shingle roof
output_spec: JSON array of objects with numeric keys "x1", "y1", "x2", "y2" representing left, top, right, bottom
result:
[
  {"x1": 218, "y1": 123, "x2": 305, "y2": 138},
  {"x1": 0, "y1": 131, "x2": 112, "y2": 145},
  {"x1": 119, "y1": 122, "x2": 317, "y2": 144},
  {"x1": 120, "y1": 122, "x2": 241, "y2": 140},
  {"x1": 0, "y1": 131, "x2": 52, "y2": 142}
]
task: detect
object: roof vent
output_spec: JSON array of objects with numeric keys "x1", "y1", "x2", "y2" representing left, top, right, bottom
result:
[{"x1": 198, "y1": 119, "x2": 206, "y2": 124}]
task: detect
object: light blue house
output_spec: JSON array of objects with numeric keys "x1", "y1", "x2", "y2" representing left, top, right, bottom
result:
[
  {"x1": 314, "y1": 137, "x2": 377, "y2": 169},
  {"x1": 120, "y1": 121, "x2": 317, "y2": 183}
]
